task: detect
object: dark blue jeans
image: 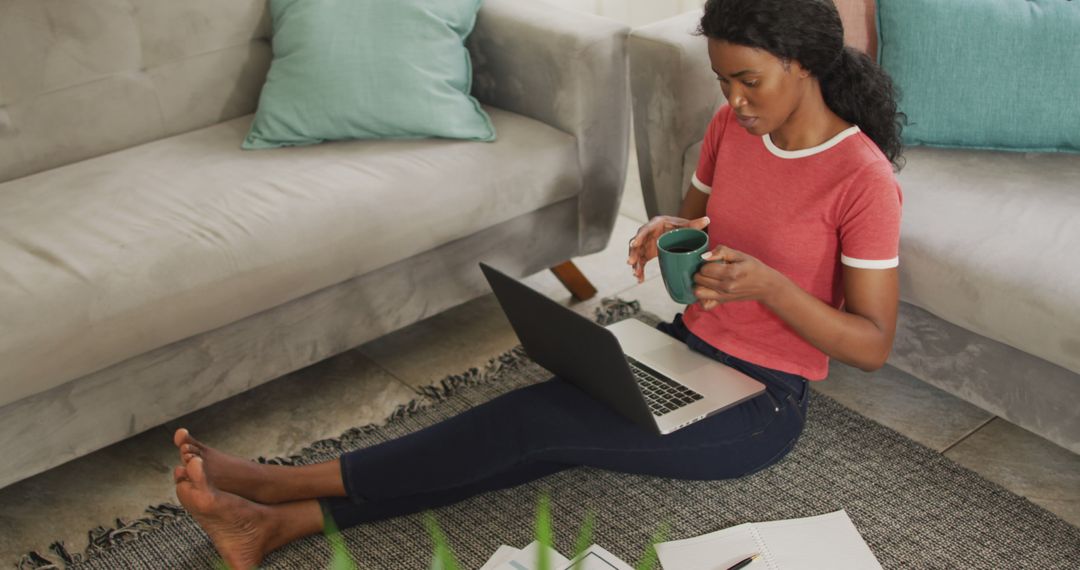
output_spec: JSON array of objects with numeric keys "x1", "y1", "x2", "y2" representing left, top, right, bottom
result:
[{"x1": 321, "y1": 314, "x2": 809, "y2": 529}]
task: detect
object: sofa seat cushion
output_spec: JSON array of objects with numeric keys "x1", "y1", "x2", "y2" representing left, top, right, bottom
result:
[
  {"x1": 897, "y1": 147, "x2": 1080, "y2": 375},
  {"x1": 0, "y1": 106, "x2": 580, "y2": 407}
]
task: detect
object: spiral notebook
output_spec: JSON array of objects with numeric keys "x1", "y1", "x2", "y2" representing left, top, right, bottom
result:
[{"x1": 654, "y1": 510, "x2": 882, "y2": 570}]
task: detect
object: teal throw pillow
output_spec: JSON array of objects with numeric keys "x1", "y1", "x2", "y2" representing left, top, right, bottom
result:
[
  {"x1": 243, "y1": 0, "x2": 496, "y2": 149},
  {"x1": 876, "y1": 0, "x2": 1080, "y2": 153}
]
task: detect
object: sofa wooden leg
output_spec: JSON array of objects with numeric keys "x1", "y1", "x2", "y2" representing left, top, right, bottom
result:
[{"x1": 550, "y1": 260, "x2": 598, "y2": 301}]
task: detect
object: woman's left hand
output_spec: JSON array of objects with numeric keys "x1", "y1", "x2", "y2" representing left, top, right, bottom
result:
[{"x1": 693, "y1": 245, "x2": 787, "y2": 311}]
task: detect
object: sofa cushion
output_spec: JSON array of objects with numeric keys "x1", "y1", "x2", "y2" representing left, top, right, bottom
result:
[
  {"x1": 0, "y1": 0, "x2": 273, "y2": 183},
  {"x1": 243, "y1": 0, "x2": 494, "y2": 148},
  {"x1": 877, "y1": 0, "x2": 1080, "y2": 153},
  {"x1": 896, "y1": 147, "x2": 1080, "y2": 376},
  {"x1": 0, "y1": 106, "x2": 579, "y2": 407}
]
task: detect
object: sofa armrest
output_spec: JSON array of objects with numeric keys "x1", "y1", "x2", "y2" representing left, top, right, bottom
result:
[
  {"x1": 469, "y1": 0, "x2": 630, "y2": 254},
  {"x1": 629, "y1": 11, "x2": 723, "y2": 218}
]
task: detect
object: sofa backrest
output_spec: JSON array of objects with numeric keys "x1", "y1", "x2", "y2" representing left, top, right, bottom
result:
[
  {"x1": 834, "y1": 0, "x2": 878, "y2": 59},
  {"x1": 0, "y1": 0, "x2": 273, "y2": 184}
]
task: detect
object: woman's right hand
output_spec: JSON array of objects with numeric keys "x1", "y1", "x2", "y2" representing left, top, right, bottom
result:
[{"x1": 626, "y1": 215, "x2": 711, "y2": 283}]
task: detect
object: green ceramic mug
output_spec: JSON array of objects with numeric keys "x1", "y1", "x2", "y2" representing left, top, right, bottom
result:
[{"x1": 657, "y1": 228, "x2": 711, "y2": 304}]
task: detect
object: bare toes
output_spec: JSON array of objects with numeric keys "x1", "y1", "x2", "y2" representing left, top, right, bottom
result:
[
  {"x1": 173, "y1": 428, "x2": 190, "y2": 448},
  {"x1": 174, "y1": 428, "x2": 205, "y2": 451}
]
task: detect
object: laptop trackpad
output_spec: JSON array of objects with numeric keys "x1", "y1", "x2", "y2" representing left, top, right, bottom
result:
[{"x1": 640, "y1": 344, "x2": 703, "y2": 375}]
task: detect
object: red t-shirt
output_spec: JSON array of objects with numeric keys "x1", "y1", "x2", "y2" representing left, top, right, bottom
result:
[{"x1": 683, "y1": 105, "x2": 902, "y2": 380}]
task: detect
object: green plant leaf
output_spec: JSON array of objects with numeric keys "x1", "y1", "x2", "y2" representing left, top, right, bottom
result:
[
  {"x1": 324, "y1": 515, "x2": 358, "y2": 570},
  {"x1": 572, "y1": 511, "x2": 597, "y2": 560},
  {"x1": 535, "y1": 494, "x2": 553, "y2": 570},
  {"x1": 634, "y1": 522, "x2": 669, "y2": 570},
  {"x1": 425, "y1": 512, "x2": 461, "y2": 570}
]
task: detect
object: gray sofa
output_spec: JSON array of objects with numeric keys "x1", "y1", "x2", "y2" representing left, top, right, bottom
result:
[
  {"x1": 0, "y1": 0, "x2": 630, "y2": 489},
  {"x1": 629, "y1": 11, "x2": 1080, "y2": 454}
]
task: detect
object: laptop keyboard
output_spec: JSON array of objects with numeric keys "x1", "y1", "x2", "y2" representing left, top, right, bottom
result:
[{"x1": 626, "y1": 356, "x2": 705, "y2": 416}]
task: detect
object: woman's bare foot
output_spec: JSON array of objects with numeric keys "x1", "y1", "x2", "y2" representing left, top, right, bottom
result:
[
  {"x1": 175, "y1": 457, "x2": 271, "y2": 570},
  {"x1": 174, "y1": 428, "x2": 348, "y2": 505},
  {"x1": 174, "y1": 428, "x2": 282, "y2": 504}
]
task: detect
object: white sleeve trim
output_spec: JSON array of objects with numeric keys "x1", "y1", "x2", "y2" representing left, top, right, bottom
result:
[
  {"x1": 691, "y1": 173, "x2": 712, "y2": 194},
  {"x1": 841, "y1": 254, "x2": 899, "y2": 269}
]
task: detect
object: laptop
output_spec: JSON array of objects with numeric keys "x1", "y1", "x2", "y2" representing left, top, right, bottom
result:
[{"x1": 480, "y1": 263, "x2": 765, "y2": 435}]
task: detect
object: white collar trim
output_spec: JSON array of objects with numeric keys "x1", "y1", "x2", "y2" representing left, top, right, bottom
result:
[{"x1": 763, "y1": 125, "x2": 860, "y2": 159}]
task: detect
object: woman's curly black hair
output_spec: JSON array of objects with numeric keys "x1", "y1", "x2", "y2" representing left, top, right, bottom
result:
[{"x1": 698, "y1": 0, "x2": 906, "y2": 171}]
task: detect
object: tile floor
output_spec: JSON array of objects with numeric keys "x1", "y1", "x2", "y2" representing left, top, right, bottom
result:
[{"x1": 2, "y1": 162, "x2": 1078, "y2": 566}]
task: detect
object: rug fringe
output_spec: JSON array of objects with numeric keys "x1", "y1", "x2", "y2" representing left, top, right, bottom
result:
[
  {"x1": 17, "y1": 297, "x2": 641, "y2": 568},
  {"x1": 18, "y1": 504, "x2": 190, "y2": 569}
]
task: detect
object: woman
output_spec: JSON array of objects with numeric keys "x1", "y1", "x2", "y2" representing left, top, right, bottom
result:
[{"x1": 172, "y1": 1, "x2": 904, "y2": 567}]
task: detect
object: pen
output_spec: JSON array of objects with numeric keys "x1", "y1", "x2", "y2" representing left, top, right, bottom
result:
[{"x1": 725, "y1": 553, "x2": 761, "y2": 570}]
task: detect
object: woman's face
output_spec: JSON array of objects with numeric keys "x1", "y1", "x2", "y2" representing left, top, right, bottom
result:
[{"x1": 707, "y1": 39, "x2": 809, "y2": 136}]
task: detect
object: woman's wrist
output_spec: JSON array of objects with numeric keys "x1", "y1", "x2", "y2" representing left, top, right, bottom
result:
[{"x1": 761, "y1": 267, "x2": 795, "y2": 310}]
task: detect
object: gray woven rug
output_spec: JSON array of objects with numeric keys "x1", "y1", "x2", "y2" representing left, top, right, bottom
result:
[{"x1": 22, "y1": 300, "x2": 1080, "y2": 569}]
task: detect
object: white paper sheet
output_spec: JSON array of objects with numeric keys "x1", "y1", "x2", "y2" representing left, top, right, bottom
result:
[
  {"x1": 481, "y1": 545, "x2": 523, "y2": 570},
  {"x1": 654, "y1": 510, "x2": 882, "y2": 570},
  {"x1": 561, "y1": 544, "x2": 636, "y2": 570},
  {"x1": 492, "y1": 541, "x2": 571, "y2": 570}
]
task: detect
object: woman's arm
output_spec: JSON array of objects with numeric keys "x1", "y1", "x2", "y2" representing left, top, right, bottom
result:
[
  {"x1": 678, "y1": 186, "x2": 710, "y2": 220},
  {"x1": 764, "y1": 265, "x2": 898, "y2": 371},
  {"x1": 693, "y1": 248, "x2": 899, "y2": 371}
]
